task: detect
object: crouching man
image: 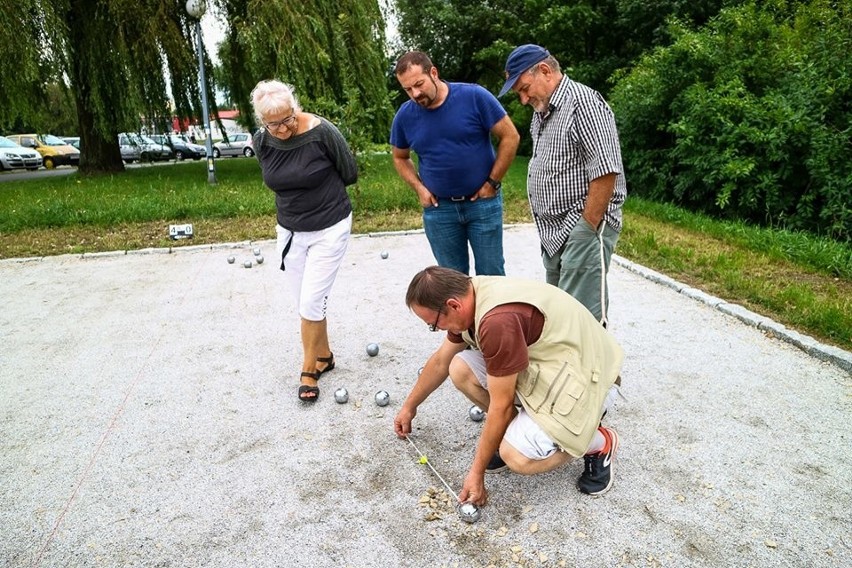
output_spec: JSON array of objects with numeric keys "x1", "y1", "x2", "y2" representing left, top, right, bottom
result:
[{"x1": 394, "y1": 266, "x2": 623, "y2": 507}]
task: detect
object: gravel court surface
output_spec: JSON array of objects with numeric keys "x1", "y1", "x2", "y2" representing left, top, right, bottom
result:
[{"x1": 1, "y1": 224, "x2": 849, "y2": 568}]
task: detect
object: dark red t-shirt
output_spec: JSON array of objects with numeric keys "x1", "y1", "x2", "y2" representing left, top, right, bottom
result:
[{"x1": 448, "y1": 303, "x2": 544, "y2": 377}]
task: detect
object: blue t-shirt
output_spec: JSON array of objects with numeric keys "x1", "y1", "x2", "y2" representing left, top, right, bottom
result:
[{"x1": 390, "y1": 82, "x2": 507, "y2": 198}]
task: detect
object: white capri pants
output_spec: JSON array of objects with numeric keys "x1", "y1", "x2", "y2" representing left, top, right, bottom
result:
[
  {"x1": 455, "y1": 349, "x2": 619, "y2": 460},
  {"x1": 275, "y1": 213, "x2": 352, "y2": 321}
]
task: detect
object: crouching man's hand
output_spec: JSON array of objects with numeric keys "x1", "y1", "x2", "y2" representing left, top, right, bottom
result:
[
  {"x1": 393, "y1": 405, "x2": 417, "y2": 439},
  {"x1": 458, "y1": 469, "x2": 488, "y2": 507}
]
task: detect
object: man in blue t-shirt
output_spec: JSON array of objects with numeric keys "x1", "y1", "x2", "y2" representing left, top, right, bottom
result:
[{"x1": 391, "y1": 52, "x2": 519, "y2": 275}]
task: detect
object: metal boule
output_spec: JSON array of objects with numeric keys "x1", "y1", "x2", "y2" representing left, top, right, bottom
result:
[
  {"x1": 243, "y1": 260, "x2": 252, "y2": 268},
  {"x1": 253, "y1": 247, "x2": 261, "y2": 256},
  {"x1": 380, "y1": 251, "x2": 389, "y2": 259},
  {"x1": 366, "y1": 343, "x2": 379, "y2": 357},
  {"x1": 256, "y1": 256, "x2": 264, "y2": 264},
  {"x1": 227, "y1": 256, "x2": 235, "y2": 264},
  {"x1": 468, "y1": 405, "x2": 485, "y2": 422},
  {"x1": 457, "y1": 502, "x2": 481, "y2": 523},
  {"x1": 334, "y1": 388, "x2": 349, "y2": 404},
  {"x1": 375, "y1": 390, "x2": 390, "y2": 407}
]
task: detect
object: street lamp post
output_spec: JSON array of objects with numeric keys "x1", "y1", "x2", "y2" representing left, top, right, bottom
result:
[{"x1": 186, "y1": 0, "x2": 216, "y2": 184}]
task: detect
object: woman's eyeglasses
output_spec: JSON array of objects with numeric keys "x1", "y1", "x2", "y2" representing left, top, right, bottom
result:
[{"x1": 264, "y1": 113, "x2": 297, "y2": 130}]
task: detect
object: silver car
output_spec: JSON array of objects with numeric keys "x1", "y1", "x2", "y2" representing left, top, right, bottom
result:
[
  {"x1": 120, "y1": 133, "x2": 173, "y2": 161},
  {"x1": 117, "y1": 134, "x2": 142, "y2": 163},
  {"x1": 0, "y1": 135, "x2": 42, "y2": 170},
  {"x1": 213, "y1": 132, "x2": 254, "y2": 158}
]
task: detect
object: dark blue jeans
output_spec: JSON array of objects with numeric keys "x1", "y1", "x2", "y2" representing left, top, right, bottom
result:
[{"x1": 422, "y1": 194, "x2": 505, "y2": 275}]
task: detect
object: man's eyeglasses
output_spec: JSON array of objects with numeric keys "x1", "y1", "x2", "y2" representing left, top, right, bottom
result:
[
  {"x1": 264, "y1": 113, "x2": 296, "y2": 130},
  {"x1": 428, "y1": 308, "x2": 443, "y2": 332}
]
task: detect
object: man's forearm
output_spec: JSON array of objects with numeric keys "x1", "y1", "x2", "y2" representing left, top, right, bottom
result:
[
  {"x1": 471, "y1": 402, "x2": 514, "y2": 474},
  {"x1": 404, "y1": 341, "x2": 466, "y2": 410},
  {"x1": 584, "y1": 173, "x2": 617, "y2": 227},
  {"x1": 393, "y1": 156, "x2": 426, "y2": 192},
  {"x1": 489, "y1": 144, "x2": 518, "y2": 183},
  {"x1": 488, "y1": 117, "x2": 520, "y2": 181},
  {"x1": 402, "y1": 362, "x2": 447, "y2": 410}
]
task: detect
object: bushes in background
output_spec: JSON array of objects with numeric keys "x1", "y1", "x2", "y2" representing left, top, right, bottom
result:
[{"x1": 610, "y1": 0, "x2": 851, "y2": 241}]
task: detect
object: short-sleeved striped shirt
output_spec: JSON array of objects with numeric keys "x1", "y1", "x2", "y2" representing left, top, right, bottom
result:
[{"x1": 528, "y1": 76, "x2": 627, "y2": 256}]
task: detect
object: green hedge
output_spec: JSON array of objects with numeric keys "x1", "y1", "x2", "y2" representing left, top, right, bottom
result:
[{"x1": 610, "y1": 0, "x2": 851, "y2": 241}]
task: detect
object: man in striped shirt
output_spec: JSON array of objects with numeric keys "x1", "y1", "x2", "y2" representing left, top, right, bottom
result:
[{"x1": 499, "y1": 44, "x2": 627, "y2": 326}]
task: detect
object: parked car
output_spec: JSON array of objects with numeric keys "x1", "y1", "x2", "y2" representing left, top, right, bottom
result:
[
  {"x1": 56, "y1": 135, "x2": 143, "y2": 164},
  {"x1": 0, "y1": 135, "x2": 42, "y2": 171},
  {"x1": 120, "y1": 133, "x2": 173, "y2": 161},
  {"x1": 62, "y1": 136, "x2": 80, "y2": 149},
  {"x1": 213, "y1": 133, "x2": 254, "y2": 158},
  {"x1": 6, "y1": 133, "x2": 80, "y2": 169},
  {"x1": 117, "y1": 134, "x2": 141, "y2": 163},
  {"x1": 141, "y1": 135, "x2": 174, "y2": 161},
  {"x1": 149, "y1": 134, "x2": 206, "y2": 161}
]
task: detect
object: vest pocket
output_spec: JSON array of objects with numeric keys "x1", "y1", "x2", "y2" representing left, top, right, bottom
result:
[
  {"x1": 519, "y1": 362, "x2": 568, "y2": 412},
  {"x1": 516, "y1": 363, "x2": 541, "y2": 398},
  {"x1": 549, "y1": 362, "x2": 589, "y2": 436},
  {"x1": 519, "y1": 359, "x2": 594, "y2": 437}
]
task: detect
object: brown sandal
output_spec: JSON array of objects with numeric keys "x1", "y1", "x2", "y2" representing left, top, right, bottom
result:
[{"x1": 298, "y1": 371, "x2": 320, "y2": 402}]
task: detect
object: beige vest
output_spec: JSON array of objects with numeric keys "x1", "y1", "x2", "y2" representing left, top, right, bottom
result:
[{"x1": 463, "y1": 277, "x2": 624, "y2": 456}]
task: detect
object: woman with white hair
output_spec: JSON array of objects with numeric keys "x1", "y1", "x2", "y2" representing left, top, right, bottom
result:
[{"x1": 250, "y1": 79, "x2": 358, "y2": 403}]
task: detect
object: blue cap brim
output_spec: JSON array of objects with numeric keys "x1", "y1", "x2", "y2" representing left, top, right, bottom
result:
[{"x1": 498, "y1": 74, "x2": 521, "y2": 98}]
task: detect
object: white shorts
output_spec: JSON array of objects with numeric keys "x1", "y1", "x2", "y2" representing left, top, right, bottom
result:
[
  {"x1": 454, "y1": 349, "x2": 619, "y2": 461},
  {"x1": 276, "y1": 214, "x2": 352, "y2": 321}
]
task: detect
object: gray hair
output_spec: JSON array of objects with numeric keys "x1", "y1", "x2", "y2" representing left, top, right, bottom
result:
[
  {"x1": 530, "y1": 55, "x2": 561, "y2": 75},
  {"x1": 250, "y1": 80, "x2": 302, "y2": 124}
]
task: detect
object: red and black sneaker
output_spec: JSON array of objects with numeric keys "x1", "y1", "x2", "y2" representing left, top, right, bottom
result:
[{"x1": 577, "y1": 427, "x2": 619, "y2": 496}]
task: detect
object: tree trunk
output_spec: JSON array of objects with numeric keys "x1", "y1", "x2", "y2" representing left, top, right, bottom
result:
[
  {"x1": 66, "y1": 0, "x2": 126, "y2": 175},
  {"x1": 74, "y1": 94, "x2": 125, "y2": 175}
]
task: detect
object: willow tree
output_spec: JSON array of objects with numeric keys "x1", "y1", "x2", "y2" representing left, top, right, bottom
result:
[
  {"x1": 0, "y1": 0, "x2": 210, "y2": 174},
  {"x1": 0, "y1": 1, "x2": 55, "y2": 132},
  {"x1": 216, "y1": 0, "x2": 393, "y2": 147}
]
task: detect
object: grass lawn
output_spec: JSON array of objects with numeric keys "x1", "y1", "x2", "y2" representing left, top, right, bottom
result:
[{"x1": 0, "y1": 155, "x2": 849, "y2": 351}]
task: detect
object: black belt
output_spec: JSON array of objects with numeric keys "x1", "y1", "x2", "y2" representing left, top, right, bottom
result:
[{"x1": 444, "y1": 193, "x2": 477, "y2": 202}]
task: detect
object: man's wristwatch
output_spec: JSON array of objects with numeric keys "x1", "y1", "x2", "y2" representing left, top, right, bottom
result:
[{"x1": 485, "y1": 177, "x2": 502, "y2": 192}]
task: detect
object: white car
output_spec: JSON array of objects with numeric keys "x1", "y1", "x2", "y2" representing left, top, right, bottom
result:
[
  {"x1": 213, "y1": 133, "x2": 254, "y2": 158},
  {"x1": 0, "y1": 135, "x2": 42, "y2": 171}
]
